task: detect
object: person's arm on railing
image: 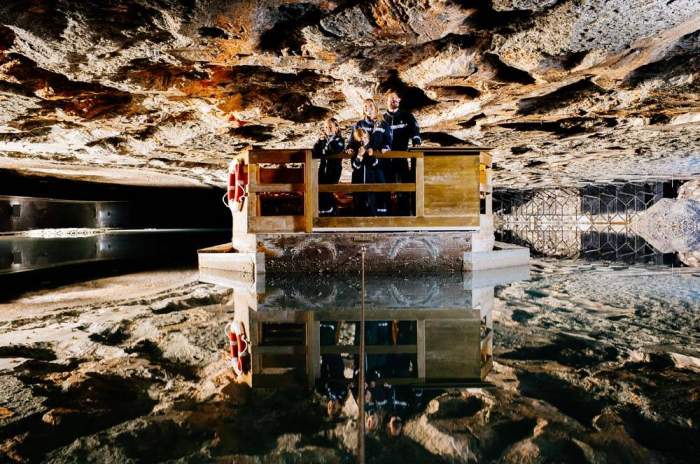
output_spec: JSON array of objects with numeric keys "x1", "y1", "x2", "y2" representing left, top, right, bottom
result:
[
  {"x1": 351, "y1": 146, "x2": 364, "y2": 171},
  {"x1": 408, "y1": 113, "x2": 421, "y2": 147},
  {"x1": 381, "y1": 119, "x2": 393, "y2": 153}
]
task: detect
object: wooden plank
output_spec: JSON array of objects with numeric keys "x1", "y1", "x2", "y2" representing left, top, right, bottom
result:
[
  {"x1": 249, "y1": 215, "x2": 305, "y2": 233},
  {"x1": 317, "y1": 183, "x2": 416, "y2": 193},
  {"x1": 425, "y1": 319, "x2": 480, "y2": 380},
  {"x1": 308, "y1": 319, "x2": 320, "y2": 384},
  {"x1": 250, "y1": 183, "x2": 305, "y2": 193},
  {"x1": 250, "y1": 150, "x2": 307, "y2": 164},
  {"x1": 247, "y1": 163, "x2": 259, "y2": 224},
  {"x1": 314, "y1": 215, "x2": 479, "y2": 229},
  {"x1": 417, "y1": 320, "x2": 426, "y2": 380},
  {"x1": 304, "y1": 150, "x2": 314, "y2": 233},
  {"x1": 412, "y1": 146, "x2": 487, "y2": 153},
  {"x1": 424, "y1": 155, "x2": 480, "y2": 217},
  {"x1": 415, "y1": 157, "x2": 425, "y2": 217}
]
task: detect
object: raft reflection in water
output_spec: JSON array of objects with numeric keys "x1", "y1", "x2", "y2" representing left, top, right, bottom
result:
[{"x1": 201, "y1": 267, "x2": 528, "y2": 390}]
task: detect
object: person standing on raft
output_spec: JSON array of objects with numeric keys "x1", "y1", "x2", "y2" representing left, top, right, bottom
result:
[
  {"x1": 382, "y1": 91, "x2": 421, "y2": 215},
  {"x1": 312, "y1": 118, "x2": 345, "y2": 216},
  {"x1": 346, "y1": 98, "x2": 392, "y2": 216}
]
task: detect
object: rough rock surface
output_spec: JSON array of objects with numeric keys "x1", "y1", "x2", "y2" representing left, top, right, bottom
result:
[
  {"x1": 0, "y1": 0, "x2": 698, "y2": 187},
  {"x1": 1, "y1": 261, "x2": 698, "y2": 462},
  {"x1": 631, "y1": 197, "x2": 700, "y2": 256}
]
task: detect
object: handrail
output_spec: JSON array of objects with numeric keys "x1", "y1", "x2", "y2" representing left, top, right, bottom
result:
[
  {"x1": 239, "y1": 148, "x2": 489, "y2": 233},
  {"x1": 317, "y1": 150, "x2": 422, "y2": 160}
]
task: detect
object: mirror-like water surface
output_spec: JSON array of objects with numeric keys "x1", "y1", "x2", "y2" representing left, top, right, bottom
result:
[{"x1": 0, "y1": 260, "x2": 697, "y2": 462}]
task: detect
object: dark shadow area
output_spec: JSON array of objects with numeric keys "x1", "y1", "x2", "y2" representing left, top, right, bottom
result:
[
  {"x1": 516, "y1": 77, "x2": 609, "y2": 116},
  {"x1": 378, "y1": 69, "x2": 437, "y2": 112},
  {"x1": 500, "y1": 334, "x2": 620, "y2": 368},
  {"x1": 258, "y1": 3, "x2": 324, "y2": 54},
  {"x1": 0, "y1": 169, "x2": 230, "y2": 229},
  {"x1": 483, "y1": 52, "x2": 535, "y2": 84},
  {"x1": 517, "y1": 371, "x2": 608, "y2": 426},
  {"x1": 2, "y1": 372, "x2": 157, "y2": 462}
]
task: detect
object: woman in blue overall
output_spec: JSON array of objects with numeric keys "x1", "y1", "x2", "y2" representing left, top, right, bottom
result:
[{"x1": 346, "y1": 99, "x2": 392, "y2": 216}]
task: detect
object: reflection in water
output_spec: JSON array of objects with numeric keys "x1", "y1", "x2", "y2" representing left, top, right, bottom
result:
[
  {"x1": 493, "y1": 181, "x2": 695, "y2": 264},
  {"x1": 202, "y1": 267, "x2": 528, "y2": 445}
]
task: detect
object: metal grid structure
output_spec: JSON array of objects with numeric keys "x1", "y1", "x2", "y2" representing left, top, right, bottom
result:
[{"x1": 494, "y1": 181, "x2": 680, "y2": 264}]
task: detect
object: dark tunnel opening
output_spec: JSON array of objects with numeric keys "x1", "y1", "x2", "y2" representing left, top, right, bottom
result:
[{"x1": 0, "y1": 170, "x2": 231, "y2": 297}]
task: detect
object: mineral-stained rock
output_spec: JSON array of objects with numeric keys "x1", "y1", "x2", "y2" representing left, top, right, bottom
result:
[{"x1": 0, "y1": 0, "x2": 697, "y2": 188}]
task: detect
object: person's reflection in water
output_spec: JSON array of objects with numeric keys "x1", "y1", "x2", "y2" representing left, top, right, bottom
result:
[{"x1": 319, "y1": 321, "x2": 348, "y2": 418}]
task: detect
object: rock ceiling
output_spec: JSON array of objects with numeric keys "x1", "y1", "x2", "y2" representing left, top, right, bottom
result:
[{"x1": 0, "y1": 0, "x2": 699, "y2": 188}]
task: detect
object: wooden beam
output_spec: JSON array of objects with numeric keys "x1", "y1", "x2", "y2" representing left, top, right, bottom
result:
[
  {"x1": 417, "y1": 320, "x2": 426, "y2": 380},
  {"x1": 415, "y1": 146, "x2": 489, "y2": 153},
  {"x1": 317, "y1": 183, "x2": 416, "y2": 193},
  {"x1": 249, "y1": 215, "x2": 305, "y2": 232},
  {"x1": 247, "y1": 163, "x2": 259, "y2": 228},
  {"x1": 304, "y1": 150, "x2": 315, "y2": 233},
  {"x1": 415, "y1": 157, "x2": 425, "y2": 217},
  {"x1": 249, "y1": 183, "x2": 306, "y2": 193}
]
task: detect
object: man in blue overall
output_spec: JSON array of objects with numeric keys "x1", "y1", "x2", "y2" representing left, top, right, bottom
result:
[{"x1": 382, "y1": 92, "x2": 421, "y2": 215}]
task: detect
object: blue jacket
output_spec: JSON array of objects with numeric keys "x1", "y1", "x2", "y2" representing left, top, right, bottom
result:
[
  {"x1": 383, "y1": 110, "x2": 420, "y2": 150},
  {"x1": 347, "y1": 118, "x2": 392, "y2": 152},
  {"x1": 312, "y1": 134, "x2": 344, "y2": 183}
]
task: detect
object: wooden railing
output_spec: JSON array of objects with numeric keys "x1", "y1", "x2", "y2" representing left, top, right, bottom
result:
[{"x1": 234, "y1": 147, "x2": 491, "y2": 233}]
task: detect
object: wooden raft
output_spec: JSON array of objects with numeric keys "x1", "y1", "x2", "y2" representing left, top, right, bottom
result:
[{"x1": 234, "y1": 147, "x2": 491, "y2": 233}]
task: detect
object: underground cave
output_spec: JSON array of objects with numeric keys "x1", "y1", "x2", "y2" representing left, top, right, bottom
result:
[{"x1": 1, "y1": 1, "x2": 699, "y2": 463}]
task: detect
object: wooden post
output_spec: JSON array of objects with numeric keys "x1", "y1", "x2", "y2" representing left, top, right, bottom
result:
[
  {"x1": 415, "y1": 155, "x2": 424, "y2": 218},
  {"x1": 311, "y1": 159, "x2": 319, "y2": 229},
  {"x1": 304, "y1": 150, "x2": 315, "y2": 233},
  {"x1": 416, "y1": 319, "x2": 426, "y2": 381},
  {"x1": 247, "y1": 163, "x2": 259, "y2": 233}
]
